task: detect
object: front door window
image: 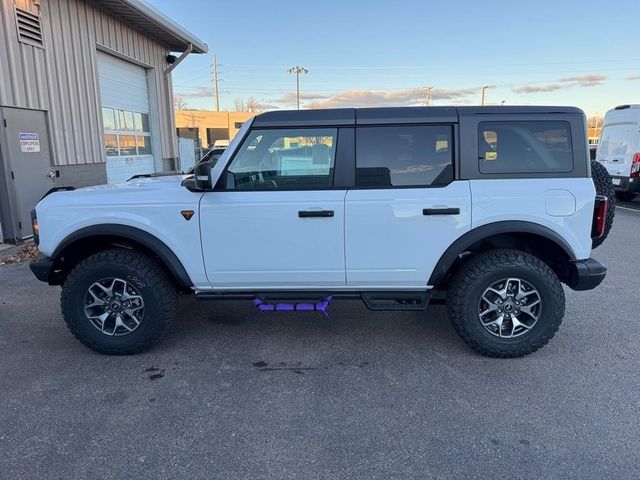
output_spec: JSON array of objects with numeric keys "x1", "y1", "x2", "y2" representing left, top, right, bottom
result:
[{"x1": 224, "y1": 128, "x2": 337, "y2": 190}]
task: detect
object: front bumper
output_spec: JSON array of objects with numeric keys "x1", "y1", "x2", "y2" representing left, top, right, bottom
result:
[
  {"x1": 566, "y1": 258, "x2": 607, "y2": 291},
  {"x1": 611, "y1": 175, "x2": 640, "y2": 193},
  {"x1": 30, "y1": 256, "x2": 64, "y2": 285}
]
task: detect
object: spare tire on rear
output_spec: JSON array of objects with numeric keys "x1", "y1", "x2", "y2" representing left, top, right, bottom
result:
[{"x1": 591, "y1": 160, "x2": 615, "y2": 249}]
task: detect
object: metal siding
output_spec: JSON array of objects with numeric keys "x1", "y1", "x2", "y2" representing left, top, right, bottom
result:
[{"x1": 0, "y1": 0, "x2": 176, "y2": 167}]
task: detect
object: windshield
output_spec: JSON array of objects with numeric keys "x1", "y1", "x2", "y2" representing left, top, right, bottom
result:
[{"x1": 598, "y1": 123, "x2": 638, "y2": 160}]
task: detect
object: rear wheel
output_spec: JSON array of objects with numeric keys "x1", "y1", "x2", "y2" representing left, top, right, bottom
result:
[
  {"x1": 591, "y1": 160, "x2": 615, "y2": 249},
  {"x1": 61, "y1": 249, "x2": 177, "y2": 355},
  {"x1": 447, "y1": 249, "x2": 565, "y2": 358}
]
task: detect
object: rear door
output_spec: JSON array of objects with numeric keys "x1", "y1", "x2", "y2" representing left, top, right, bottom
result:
[
  {"x1": 344, "y1": 124, "x2": 471, "y2": 288},
  {"x1": 597, "y1": 122, "x2": 639, "y2": 177}
]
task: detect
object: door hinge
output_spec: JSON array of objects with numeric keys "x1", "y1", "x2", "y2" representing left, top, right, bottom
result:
[
  {"x1": 2, "y1": 119, "x2": 6, "y2": 127},
  {"x1": 10, "y1": 171, "x2": 14, "y2": 180},
  {"x1": 18, "y1": 221, "x2": 22, "y2": 230}
]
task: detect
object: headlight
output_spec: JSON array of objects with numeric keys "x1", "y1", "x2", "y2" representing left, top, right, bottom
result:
[{"x1": 31, "y1": 210, "x2": 39, "y2": 245}]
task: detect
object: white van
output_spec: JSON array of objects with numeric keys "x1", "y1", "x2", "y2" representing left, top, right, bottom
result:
[{"x1": 596, "y1": 105, "x2": 640, "y2": 201}]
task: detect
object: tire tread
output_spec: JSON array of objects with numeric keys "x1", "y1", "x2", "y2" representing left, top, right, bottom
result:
[
  {"x1": 448, "y1": 249, "x2": 565, "y2": 358},
  {"x1": 61, "y1": 249, "x2": 177, "y2": 355}
]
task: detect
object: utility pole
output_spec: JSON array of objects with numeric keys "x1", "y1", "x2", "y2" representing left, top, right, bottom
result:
[
  {"x1": 423, "y1": 86, "x2": 433, "y2": 106},
  {"x1": 481, "y1": 85, "x2": 489, "y2": 106},
  {"x1": 288, "y1": 66, "x2": 308, "y2": 110},
  {"x1": 212, "y1": 53, "x2": 220, "y2": 111}
]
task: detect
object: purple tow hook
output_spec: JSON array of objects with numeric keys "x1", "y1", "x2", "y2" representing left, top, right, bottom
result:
[{"x1": 253, "y1": 296, "x2": 332, "y2": 317}]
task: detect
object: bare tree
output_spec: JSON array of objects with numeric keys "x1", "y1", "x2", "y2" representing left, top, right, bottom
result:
[
  {"x1": 233, "y1": 98, "x2": 246, "y2": 112},
  {"x1": 234, "y1": 97, "x2": 264, "y2": 113},
  {"x1": 588, "y1": 115, "x2": 604, "y2": 128},
  {"x1": 245, "y1": 96, "x2": 263, "y2": 113},
  {"x1": 307, "y1": 100, "x2": 325, "y2": 109},
  {"x1": 173, "y1": 94, "x2": 189, "y2": 110}
]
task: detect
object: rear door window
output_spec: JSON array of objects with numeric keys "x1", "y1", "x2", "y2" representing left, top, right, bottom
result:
[
  {"x1": 355, "y1": 125, "x2": 453, "y2": 188},
  {"x1": 478, "y1": 121, "x2": 573, "y2": 174}
]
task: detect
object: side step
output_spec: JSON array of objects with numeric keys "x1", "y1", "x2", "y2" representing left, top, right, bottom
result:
[
  {"x1": 253, "y1": 296, "x2": 332, "y2": 317},
  {"x1": 194, "y1": 291, "x2": 432, "y2": 312},
  {"x1": 360, "y1": 291, "x2": 431, "y2": 311}
]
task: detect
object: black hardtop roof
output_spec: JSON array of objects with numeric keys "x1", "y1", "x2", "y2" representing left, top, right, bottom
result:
[{"x1": 252, "y1": 105, "x2": 584, "y2": 127}]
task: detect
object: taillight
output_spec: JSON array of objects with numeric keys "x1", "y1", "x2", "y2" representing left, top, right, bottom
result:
[
  {"x1": 591, "y1": 195, "x2": 608, "y2": 239},
  {"x1": 631, "y1": 153, "x2": 640, "y2": 178}
]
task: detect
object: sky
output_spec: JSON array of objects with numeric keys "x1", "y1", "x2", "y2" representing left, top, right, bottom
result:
[{"x1": 148, "y1": 0, "x2": 639, "y2": 116}]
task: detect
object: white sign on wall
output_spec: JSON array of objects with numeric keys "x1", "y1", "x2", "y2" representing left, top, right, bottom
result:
[{"x1": 19, "y1": 133, "x2": 40, "y2": 153}]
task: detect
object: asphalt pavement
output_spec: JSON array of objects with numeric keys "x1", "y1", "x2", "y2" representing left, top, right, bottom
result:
[{"x1": 1, "y1": 202, "x2": 639, "y2": 480}]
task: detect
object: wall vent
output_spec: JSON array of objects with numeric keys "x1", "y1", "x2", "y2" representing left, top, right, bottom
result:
[{"x1": 15, "y1": 7, "x2": 43, "y2": 48}]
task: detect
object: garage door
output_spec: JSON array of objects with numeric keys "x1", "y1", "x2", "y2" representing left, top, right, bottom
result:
[{"x1": 97, "y1": 52, "x2": 155, "y2": 183}]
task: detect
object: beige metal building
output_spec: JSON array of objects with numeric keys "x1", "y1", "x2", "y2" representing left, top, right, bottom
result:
[
  {"x1": 175, "y1": 110, "x2": 255, "y2": 148},
  {"x1": 0, "y1": 0, "x2": 207, "y2": 243}
]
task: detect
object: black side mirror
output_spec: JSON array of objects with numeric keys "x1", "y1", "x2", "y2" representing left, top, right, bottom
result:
[{"x1": 194, "y1": 162, "x2": 212, "y2": 190}]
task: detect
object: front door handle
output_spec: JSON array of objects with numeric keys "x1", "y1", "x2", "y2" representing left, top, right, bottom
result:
[
  {"x1": 298, "y1": 210, "x2": 334, "y2": 218},
  {"x1": 423, "y1": 208, "x2": 460, "y2": 215}
]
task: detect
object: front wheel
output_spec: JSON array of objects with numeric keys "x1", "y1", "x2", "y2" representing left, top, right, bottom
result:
[
  {"x1": 447, "y1": 249, "x2": 565, "y2": 358},
  {"x1": 61, "y1": 249, "x2": 177, "y2": 355}
]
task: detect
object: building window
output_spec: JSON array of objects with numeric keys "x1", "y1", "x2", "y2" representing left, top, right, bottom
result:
[
  {"x1": 102, "y1": 107, "x2": 152, "y2": 157},
  {"x1": 234, "y1": 122, "x2": 244, "y2": 129}
]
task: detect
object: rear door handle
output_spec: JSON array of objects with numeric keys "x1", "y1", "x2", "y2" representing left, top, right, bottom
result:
[
  {"x1": 423, "y1": 208, "x2": 460, "y2": 215},
  {"x1": 298, "y1": 210, "x2": 334, "y2": 218}
]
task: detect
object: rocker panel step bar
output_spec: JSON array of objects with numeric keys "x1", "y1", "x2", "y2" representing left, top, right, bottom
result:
[
  {"x1": 360, "y1": 291, "x2": 431, "y2": 311},
  {"x1": 194, "y1": 291, "x2": 432, "y2": 312}
]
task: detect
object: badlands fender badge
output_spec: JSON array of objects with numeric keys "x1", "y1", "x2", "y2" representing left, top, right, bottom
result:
[{"x1": 181, "y1": 210, "x2": 195, "y2": 221}]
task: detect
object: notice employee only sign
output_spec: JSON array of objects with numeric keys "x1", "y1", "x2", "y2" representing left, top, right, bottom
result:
[{"x1": 19, "y1": 133, "x2": 40, "y2": 153}]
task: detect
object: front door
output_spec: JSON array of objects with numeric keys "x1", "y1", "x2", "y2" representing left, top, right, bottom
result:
[
  {"x1": 1, "y1": 107, "x2": 54, "y2": 240},
  {"x1": 200, "y1": 127, "x2": 346, "y2": 289},
  {"x1": 345, "y1": 124, "x2": 471, "y2": 288}
]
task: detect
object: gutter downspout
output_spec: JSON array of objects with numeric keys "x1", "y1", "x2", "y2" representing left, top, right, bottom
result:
[{"x1": 164, "y1": 44, "x2": 194, "y2": 172}]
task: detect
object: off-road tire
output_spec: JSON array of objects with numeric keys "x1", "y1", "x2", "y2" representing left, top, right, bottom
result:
[
  {"x1": 61, "y1": 249, "x2": 177, "y2": 355},
  {"x1": 447, "y1": 249, "x2": 565, "y2": 358},
  {"x1": 591, "y1": 160, "x2": 615, "y2": 249},
  {"x1": 615, "y1": 191, "x2": 635, "y2": 202}
]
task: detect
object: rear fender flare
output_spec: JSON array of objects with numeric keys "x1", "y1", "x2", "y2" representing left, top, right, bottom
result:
[{"x1": 428, "y1": 221, "x2": 577, "y2": 287}]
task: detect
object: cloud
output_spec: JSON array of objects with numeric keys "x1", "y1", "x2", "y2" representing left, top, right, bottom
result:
[
  {"x1": 273, "y1": 87, "x2": 478, "y2": 109},
  {"x1": 277, "y1": 92, "x2": 329, "y2": 104},
  {"x1": 176, "y1": 87, "x2": 212, "y2": 99},
  {"x1": 513, "y1": 83, "x2": 566, "y2": 94},
  {"x1": 559, "y1": 74, "x2": 606, "y2": 86},
  {"x1": 513, "y1": 74, "x2": 606, "y2": 94}
]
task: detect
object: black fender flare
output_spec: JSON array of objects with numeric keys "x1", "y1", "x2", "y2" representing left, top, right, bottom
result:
[
  {"x1": 428, "y1": 221, "x2": 577, "y2": 287},
  {"x1": 52, "y1": 224, "x2": 193, "y2": 289}
]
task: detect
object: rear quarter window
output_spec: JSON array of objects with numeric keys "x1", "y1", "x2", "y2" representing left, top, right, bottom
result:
[{"x1": 479, "y1": 121, "x2": 573, "y2": 174}]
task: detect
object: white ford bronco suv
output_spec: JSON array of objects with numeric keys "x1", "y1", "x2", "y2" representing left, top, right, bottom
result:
[{"x1": 30, "y1": 106, "x2": 612, "y2": 357}]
